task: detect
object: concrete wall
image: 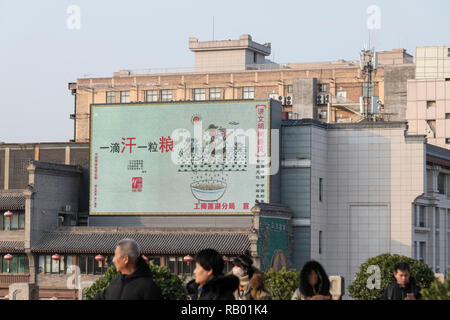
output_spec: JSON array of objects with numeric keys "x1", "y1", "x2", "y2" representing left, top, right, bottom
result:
[
  {"x1": 292, "y1": 78, "x2": 317, "y2": 119},
  {"x1": 384, "y1": 64, "x2": 415, "y2": 121}
]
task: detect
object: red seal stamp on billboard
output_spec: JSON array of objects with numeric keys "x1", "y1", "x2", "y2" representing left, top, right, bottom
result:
[{"x1": 132, "y1": 177, "x2": 143, "y2": 192}]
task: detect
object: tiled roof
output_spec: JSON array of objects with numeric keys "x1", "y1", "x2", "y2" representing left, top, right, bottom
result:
[
  {"x1": 0, "y1": 192, "x2": 25, "y2": 210},
  {"x1": 0, "y1": 241, "x2": 25, "y2": 253},
  {"x1": 32, "y1": 231, "x2": 250, "y2": 254}
]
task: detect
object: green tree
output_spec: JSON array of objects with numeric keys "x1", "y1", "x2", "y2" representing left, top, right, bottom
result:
[
  {"x1": 348, "y1": 253, "x2": 435, "y2": 300},
  {"x1": 264, "y1": 268, "x2": 299, "y2": 300},
  {"x1": 84, "y1": 262, "x2": 188, "y2": 300},
  {"x1": 420, "y1": 272, "x2": 450, "y2": 300}
]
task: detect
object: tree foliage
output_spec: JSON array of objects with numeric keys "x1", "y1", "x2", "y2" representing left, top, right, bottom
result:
[
  {"x1": 84, "y1": 262, "x2": 188, "y2": 300},
  {"x1": 264, "y1": 268, "x2": 299, "y2": 300},
  {"x1": 348, "y1": 253, "x2": 435, "y2": 300}
]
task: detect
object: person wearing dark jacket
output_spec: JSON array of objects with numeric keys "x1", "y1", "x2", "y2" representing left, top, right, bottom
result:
[
  {"x1": 186, "y1": 248, "x2": 239, "y2": 300},
  {"x1": 292, "y1": 260, "x2": 331, "y2": 300},
  {"x1": 93, "y1": 238, "x2": 163, "y2": 300},
  {"x1": 383, "y1": 262, "x2": 421, "y2": 300}
]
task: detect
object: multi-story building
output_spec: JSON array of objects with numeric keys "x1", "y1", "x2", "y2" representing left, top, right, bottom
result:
[
  {"x1": 68, "y1": 35, "x2": 414, "y2": 142},
  {"x1": 407, "y1": 46, "x2": 450, "y2": 149}
]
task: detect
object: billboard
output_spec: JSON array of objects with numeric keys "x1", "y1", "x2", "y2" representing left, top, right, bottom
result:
[{"x1": 90, "y1": 100, "x2": 278, "y2": 215}]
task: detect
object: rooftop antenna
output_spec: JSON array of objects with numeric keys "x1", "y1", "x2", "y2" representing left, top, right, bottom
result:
[{"x1": 212, "y1": 16, "x2": 215, "y2": 40}]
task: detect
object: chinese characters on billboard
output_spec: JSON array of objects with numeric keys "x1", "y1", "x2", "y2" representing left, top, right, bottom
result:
[{"x1": 90, "y1": 101, "x2": 273, "y2": 215}]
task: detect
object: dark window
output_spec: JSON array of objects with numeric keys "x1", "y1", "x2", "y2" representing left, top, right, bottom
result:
[
  {"x1": 319, "y1": 231, "x2": 323, "y2": 254},
  {"x1": 319, "y1": 178, "x2": 323, "y2": 202},
  {"x1": 446, "y1": 138, "x2": 450, "y2": 144},
  {"x1": 253, "y1": 52, "x2": 257, "y2": 63},
  {"x1": 438, "y1": 173, "x2": 445, "y2": 194},
  {"x1": 427, "y1": 101, "x2": 436, "y2": 108},
  {"x1": 79, "y1": 256, "x2": 86, "y2": 274},
  {"x1": 149, "y1": 256, "x2": 160, "y2": 266},
  {"x1": 446, "y1": 113, "x2": 450, "y2": 119},
  {"x1": 448, "y1": 48, "x2": 450, "y2": 58},
  {"x1": 87, "y1": 256, "x2": 94, "y2": 274},
  {"x1": 168, "y1": 257, "x2": 175, "y2": 274}
]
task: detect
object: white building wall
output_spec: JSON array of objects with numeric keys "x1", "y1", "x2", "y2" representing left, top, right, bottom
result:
[{"x1": 318, "y1": 125, "x2": 425, "y2": 298}]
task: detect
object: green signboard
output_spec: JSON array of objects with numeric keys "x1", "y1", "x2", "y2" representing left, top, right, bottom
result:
[{"x1": 90, "y1": 100, "x2": 274, "y2": 215}]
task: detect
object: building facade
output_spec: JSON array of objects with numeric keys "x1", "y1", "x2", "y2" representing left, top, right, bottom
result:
[{"x1": 68, "y1": 35, "x2": 414, "y2": 142}]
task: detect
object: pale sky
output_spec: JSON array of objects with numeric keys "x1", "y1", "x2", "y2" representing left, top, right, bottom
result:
[{"x1": 1, "y1": 0, "x2": 449, "y2": 142}]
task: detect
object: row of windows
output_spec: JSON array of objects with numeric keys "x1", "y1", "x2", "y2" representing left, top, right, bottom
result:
[
  {"x1": 37, "y1": 255, "x2": 234, "y2": 276},
  {"x1": 0, "y1": 211, "x2": 25, "y2": 230},
  {"x1": 1, "y1": 254, "x2": 235, "y2": 276},
  {"x1": 105, "y1": 87, "x2": 256, "y2": 104},
  {"x1": 0, "y1": 255, "x2": 29, "y2": 274}
]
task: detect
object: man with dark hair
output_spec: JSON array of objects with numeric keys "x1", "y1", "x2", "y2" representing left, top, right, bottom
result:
[
  {"x1": 93, "y1": 238, "x2": 162, "y2": 300},
  {"x1": 383, "y1": 262, "x2": 421, "y2": 300},
  {"x1": 186, "y1": 248, "x2": 239, "y2": 300}
]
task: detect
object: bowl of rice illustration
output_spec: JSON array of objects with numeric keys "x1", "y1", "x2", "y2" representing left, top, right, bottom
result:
[{"x1": 191, "y1": 180, "x2": 227, "y2": 202}]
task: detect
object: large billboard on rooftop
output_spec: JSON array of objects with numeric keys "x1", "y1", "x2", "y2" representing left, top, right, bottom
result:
[{"x1": 89, "y1": 100, "x2": 280, "y2": 215}]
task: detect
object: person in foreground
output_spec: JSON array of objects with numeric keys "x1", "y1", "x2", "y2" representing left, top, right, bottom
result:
[
  {"x1": 383, "y1": 262, "x2": 421, "y2": 300},
  {"x1": 292, "y1": 260, "x2": 331, "y2": 300},
  {"x1": 186, "y1": 248, "x2": 239, "y2": 300},
  {"x1": 93, "y1": 238, "x2": 163, "y2": 300},
  {"x1": 231, "y1": 252, "x2": 272, "y2": 300}
]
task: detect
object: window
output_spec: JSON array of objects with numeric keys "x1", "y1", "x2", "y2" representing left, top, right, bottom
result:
[
  {"x1": 419, "y1": 242, "x2": 426, "y2": 263},
  {"x1": 146, "y1": 90, "x2": 158, "y2": 102},
  {"x1": 438, "y1": 173, "x2": 445, "y2": 194},
  {"x1": 1, "y1": 211, "x2": 25, "y2": 230},
  {"x1": 168, "y1": 257, "x2": 176, "y2": 273},
  {"x1": 161, "y1": 89, "x2": 173, "y2": 102},
  {"x1": 106, "y1": 91, "x2": 115, "y2": 104},
  {"x1": 253, "y1": 52, "x2": 257, "y2": 64},
  {"x1": 446, "y1": 113, "x2": 450, "y2": 119},
  {"x1": 319, "y1": 111, "x2": 327, "y2": 120},
  {"x1": 287, "y1": 85, "x2": 293, "y2": 94},
  {"x1": 448, "y1": 48, "x2": 450, "y2": 58},
  {"x1": 209, "y1": 88, "x2": 221, "y2": 100},
  {"x1": 120, "y1": 91, "x2": 130, "y2": 103},
  {"x1": 427, "y1": 101, "x2": 436, "y2": 108},
  {"x1": 149, "y1": 256, "x2": 160, "y2": 266},
  {"x1": 435, "y1": 208, "x2": 440, "y2": 229},
  {"x1": 0, "y1": 254, "x2": 29, "y2": 274},
  {"x1": 243, "y1": 87, "x2": 254, "y2": 99},
  {"x1": 319, "y1": 178, "x2": 323, "y2": 202},
  {"x1": 446, "y1": 138, "x2": 450, "y2": 144},
  {"x1": 414, "y1": 242, "x2": 418, "y2": 259},
  {"x1": 193, "y1": 88, "x2": 206, "y2": 101},
  {"x1": 319, "y1": 231, "x2": 323, "y2": 254},
  {"x1": 417, "y1": 206, "x2": 426, "y2": 227},
  {"x1": 318, "y1": 83, "x2": 329, "y2": 92}
]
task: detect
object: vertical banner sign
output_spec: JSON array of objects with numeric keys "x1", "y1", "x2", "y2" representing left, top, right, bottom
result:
[{"x1": 90, "y1": 100, "x2": 272, "y2": 215}]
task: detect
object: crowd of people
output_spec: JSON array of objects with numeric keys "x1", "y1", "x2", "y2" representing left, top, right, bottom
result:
[{"x1": 92, "y1": 238, "x2": 422, "y2": 300}]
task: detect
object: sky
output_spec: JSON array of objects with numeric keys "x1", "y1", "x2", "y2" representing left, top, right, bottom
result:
[{"x1": 0, "y1": 0, "x2": 449, "y2": 143}]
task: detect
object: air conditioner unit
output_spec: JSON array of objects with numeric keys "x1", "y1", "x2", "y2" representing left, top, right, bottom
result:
[{"x1": 285, "y1": 96, "x2": 292, "y2": 105}]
